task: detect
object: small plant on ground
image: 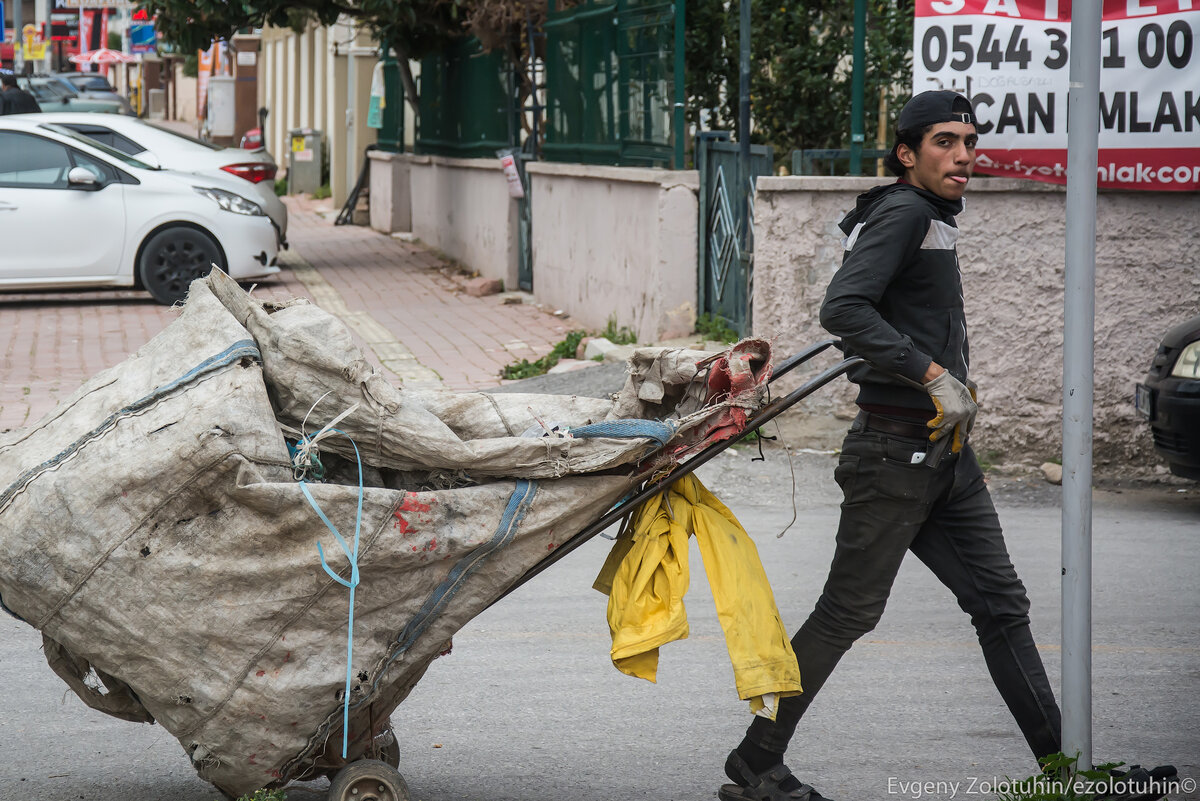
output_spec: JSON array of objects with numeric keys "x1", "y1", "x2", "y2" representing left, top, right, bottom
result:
[
  {"x1": 601, "y1": 314, "x2": 638, "y2": 345},
  {"x1": 273, "y1": 177, "x2": 288, "y2": 196},
  {"x1": 311, "y1": 183, "x2": 332, "y2": 200},
  {"x1": 695, "y1": 312, "x2": 739, "y2": 344},
  {"x1": 978, "y1": 449, "x2": 1004, "y2": 473},
  {"x1": 221, "y1": 789, "x2": 286, "y2": 801},
  {"x1": 994, "y1": 752, "x2": 1125, "y2": 801},
  {"x1": 502, "y1": 331, "x2": 587, "y2": 380}
]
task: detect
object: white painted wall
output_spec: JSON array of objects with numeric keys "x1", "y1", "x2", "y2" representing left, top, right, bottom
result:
[
  {"x1": 404, "y1": 154, "x2": 520, "y2": 291},
  {"x1": 527, "y1": 162, "x2": 699, "y2": 342},
  {"x1": 256, "y1": 21, "x2": 381, "y2": 204},
  {"x1": 751, "y1": 176, "x2": 1200, "y2": 474}
]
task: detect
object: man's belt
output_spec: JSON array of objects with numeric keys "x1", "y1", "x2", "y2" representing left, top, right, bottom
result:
[{"x1": 856, "y1": 411, "x2": 932, "y2": 440}]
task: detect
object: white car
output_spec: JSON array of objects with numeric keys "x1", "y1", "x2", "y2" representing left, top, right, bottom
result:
[
  {"x1": 23, "y1": 112, "x2": 288, "y2": 243},
  {"x1": 0, "y1": 117, "x2": 280, "y2": 305}
]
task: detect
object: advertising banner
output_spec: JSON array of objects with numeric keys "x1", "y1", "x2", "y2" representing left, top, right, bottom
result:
[
  {"x1": 197, "y1": 46, "x2": 213, "y2": 120},
  {"x1": 129, "y1": 21, "x2": 155, "y2": 54},
  {"x1": 913, "y1": 0, "x2": 1200, "y2": 192},
  {"x1": 50, "y1": 4, "x2": 81, "y2": 41}
]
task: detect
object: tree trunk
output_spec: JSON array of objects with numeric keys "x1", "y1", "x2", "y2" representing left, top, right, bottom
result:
[{"x1": 392, "y1": 44, "x2": 420, "y2": 120}]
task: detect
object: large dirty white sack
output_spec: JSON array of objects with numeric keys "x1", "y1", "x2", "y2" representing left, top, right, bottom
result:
[{"x1": 0, "y1": 271, "x2": 770, "y2": 796}]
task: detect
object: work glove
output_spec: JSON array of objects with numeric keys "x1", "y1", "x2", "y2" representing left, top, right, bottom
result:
[{"x1": 925, "y1": 372, "x2": 978, "y2": 453}]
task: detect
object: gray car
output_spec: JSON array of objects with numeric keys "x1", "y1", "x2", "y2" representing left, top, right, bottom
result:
[
  {"x1": 52, "y1": 72, "x2": 136, "y2": 116},
  {"x1": 18, "y1": 75, "x2": 126, "y2": 114}
]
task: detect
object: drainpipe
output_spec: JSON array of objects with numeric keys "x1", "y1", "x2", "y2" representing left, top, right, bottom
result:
[{"x1": 345, "y1": 33, "x2": 357, "y2": 201}]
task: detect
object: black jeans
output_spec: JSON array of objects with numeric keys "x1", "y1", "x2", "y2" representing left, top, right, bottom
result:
[{"x1": 746, "y1": 420, "x2": 1062, "y2": 760}]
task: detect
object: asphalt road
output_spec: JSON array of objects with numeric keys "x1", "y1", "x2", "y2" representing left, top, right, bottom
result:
[{"x1": 1, "y1": 439, "x2": 1197, "y2": 801}]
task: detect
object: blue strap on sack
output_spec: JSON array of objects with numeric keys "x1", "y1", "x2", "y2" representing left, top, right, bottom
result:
[
  {"x1": 295, "y1": 429, "x2": 363, "y2": 760},
  {"x1": 571, "y1": 419, "x2": 676, "y2": 447}
]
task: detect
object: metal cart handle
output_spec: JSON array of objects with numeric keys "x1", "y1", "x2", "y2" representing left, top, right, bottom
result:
[{"x1": 492, "y1": 343, "x2": 862, "y2": 606}]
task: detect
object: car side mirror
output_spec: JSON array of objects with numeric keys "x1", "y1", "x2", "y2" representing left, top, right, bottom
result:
[{"x1": 67, "y1": 166, "x2": 101, "y2": 190}]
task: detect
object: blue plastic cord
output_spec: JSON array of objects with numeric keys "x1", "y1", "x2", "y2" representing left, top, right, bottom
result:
[
  {"x1": 571, "y1": 419, "x2": 676, "y2": 447},
  {"x1": 296, "y1": 428, "x2": 363, "y2": 760}
]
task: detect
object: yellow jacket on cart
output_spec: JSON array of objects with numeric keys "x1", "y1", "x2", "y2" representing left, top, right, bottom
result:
[{"x1": 594, "y1": 474, "x2": 802, "y2": 719}]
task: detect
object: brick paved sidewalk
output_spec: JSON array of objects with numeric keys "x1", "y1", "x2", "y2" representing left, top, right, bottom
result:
[
  {"x1": 282, "y1": 195, "x2": 572, "y2": 391},
  {"x1": 0, "y1": 196, "x2": 571, "y2": 432}
]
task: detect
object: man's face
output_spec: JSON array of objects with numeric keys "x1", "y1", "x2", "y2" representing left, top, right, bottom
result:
[{"x1": 898, "y1": 122, "x2": 978, "y2": 201}]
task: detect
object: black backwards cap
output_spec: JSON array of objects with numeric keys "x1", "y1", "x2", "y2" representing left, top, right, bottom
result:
[{"x1": 897, "y1": 90, "x2": 975, "y2": 133}]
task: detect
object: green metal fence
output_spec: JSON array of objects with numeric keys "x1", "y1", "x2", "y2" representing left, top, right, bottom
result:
[
  {"x1": 544, "y1": 0, "x2": 683, "y2": 168},
  {"x1": 415, "y1": 37, "x2": 515, "y2": 159},
  {"x1": 791, "y1": 148, "x2": 891, "y2": 176}
]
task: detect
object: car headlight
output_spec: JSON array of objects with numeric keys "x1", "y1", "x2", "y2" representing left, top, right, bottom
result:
[
  {"x1": 193, "y1": 186, "x2": 265, "y2": 216},
  {"x1": 1171, "y1": 341, "x2": 1200, "y2": 379}
]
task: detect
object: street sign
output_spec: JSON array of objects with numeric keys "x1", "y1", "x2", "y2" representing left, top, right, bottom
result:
[
  {"x1": 129, "y1": 22, "x2": 155, "y2": 54},
  {"x1": 913, "y1": 0, "x2": 1200, "y2": 192},
  {"x1": 60, "y1": 0, "x2": 136, "y2": 7},
  {"x1": 50, "y1": 10, "x2": 80, "y2": 42},
  {"x1": 22, "y1": 23, "x2": 48, "y2": 59}
]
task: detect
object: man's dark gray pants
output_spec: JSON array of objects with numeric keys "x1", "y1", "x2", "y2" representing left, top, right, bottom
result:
[{"x1": 746, "y1": 423, "x2": 1062, "y2": 760}]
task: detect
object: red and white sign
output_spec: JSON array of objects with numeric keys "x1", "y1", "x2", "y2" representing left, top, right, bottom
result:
[{"x1": 914, "y1": 0, "x2": 1200, "y2": 191}]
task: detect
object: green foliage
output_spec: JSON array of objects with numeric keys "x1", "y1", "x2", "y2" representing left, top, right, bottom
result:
[
  {"x1": 978, "y1": 448, "x2": 1003, "y2": 473},
  {"x1": 311, "y1": 183, "x2": 331, "y2": 200},
  {"x1": 142, "y1": 1, "x2": 554, "y2": 69},
  {"x1": 685, "y1": 0, "x2": 914, "y2": 170},
  {"x1": 602, "y1": 315, "x2": 638, "y2": 346},
  {"x1": 274, "y1": 177, "x2": 288, "y2": 196},
  {"x1": 695, "y1": 313, "x2": 739, "y2": 344},
  {"x1": 181, "y1": 52, "x2": 199, "y2": 77},
  {"x1": 502, "y1": 330, "x2": 587, "y2": 380},
  {"x1": 995, "y1": 752, "x2": 1125, "y2": 801},
  {"x1": 108, "y1": 31, "x2": 123, "y2": 51},
  {"x1": 221, "y1": 789, "x2": 286, "y2": 801}
]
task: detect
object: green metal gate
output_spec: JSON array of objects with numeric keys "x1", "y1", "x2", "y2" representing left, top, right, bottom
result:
[
  {"x1": 544, "y1": 0, "x2": 684, "y2": 168},
  {"x1": 697, "y1": 132, "x2": 774, "y2": 337},
  {"x1": 416, "y1": 38, "x2": 515, "y2": 158}
]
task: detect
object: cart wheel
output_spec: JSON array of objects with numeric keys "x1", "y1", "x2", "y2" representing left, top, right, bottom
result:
[{"x1": 327, "y1": 759, "x2": 410, "y2": 801}]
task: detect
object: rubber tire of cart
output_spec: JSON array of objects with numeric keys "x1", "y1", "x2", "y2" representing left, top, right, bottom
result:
[{"x1": 327, "y1": 759, "x2": 411, "y2": 801}]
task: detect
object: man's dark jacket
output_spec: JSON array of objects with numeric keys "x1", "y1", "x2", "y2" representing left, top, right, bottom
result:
[
  {"x1": 819, "y1": 181, "x2": 969, "y2": 415},
  {"x1": 0, "y1": 87, "x2": 43, "y2": 114}
]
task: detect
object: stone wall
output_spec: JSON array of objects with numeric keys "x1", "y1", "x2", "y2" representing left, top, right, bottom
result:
[
  {"x1": 526, "y1": 162, "x2": 699, "y2": 341},
  {"x1": 404, "y1": 154, "x2": 521, "y2": 291},
  {"x1": 752, "y1": 176, "x2": 1199, "y2": 474}
]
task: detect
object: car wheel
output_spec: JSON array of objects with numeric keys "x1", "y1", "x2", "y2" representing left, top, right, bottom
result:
[{"x1": 137, "y1": 225, "x2": 226, "y2": 305}]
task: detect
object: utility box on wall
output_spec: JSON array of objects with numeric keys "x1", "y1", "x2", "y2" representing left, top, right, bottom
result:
[
  {"x1": 287, "y1": 128, "x2": 324, "y2": 195},
  {"x1": 206, "y1": 76, "x2": 236, "y2": 139}
]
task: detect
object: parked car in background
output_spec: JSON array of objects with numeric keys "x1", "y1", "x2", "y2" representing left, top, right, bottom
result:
[
  {"x1": 17, "y1": 75, "x2": 126, "y2": 114},
  {"x1": 0, "y1": 117, "x2": 279, "y2": 305},
  {"x1": 23, "y1": 112, "x2": 287, "y2": 243},
  {"x1": 1136, "y1": 313, "x2": 1200, "y2": 480},
  {"x1": 51, "y1": 72, "x2": 136, "y2": 116}
]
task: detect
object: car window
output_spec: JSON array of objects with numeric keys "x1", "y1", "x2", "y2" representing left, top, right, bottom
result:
[
  {"x1": 59, "y1": 124, "x2": 145, "y2": 156},
  {"x1": 25, "y1": 82, "x2": 59, "y2": 102},
  {"x1": 33, "y1": 79, "x2": 77, "y2": 99},
  {"x1": 67, "y1": 75, "x2": 116, "y2": 92},
  {"x1": 0, "y1": 131, "x2": 72, "y2": 188},
  {"x1": 41, "y1": 124, "x2": 156, "y2": 170},
  {"x1": 70, "y1": 149, "x2": 119, "y2": 185}
]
